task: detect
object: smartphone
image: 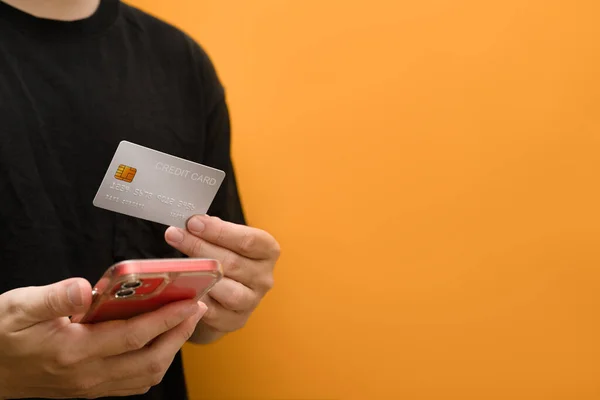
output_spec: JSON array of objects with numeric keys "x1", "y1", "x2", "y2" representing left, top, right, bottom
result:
[{"x1": 73, "y1": 258, "x2": 222, "y2": 324}]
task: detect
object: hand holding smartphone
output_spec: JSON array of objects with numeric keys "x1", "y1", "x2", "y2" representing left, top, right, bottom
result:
[{"x1": 72, "y1": 258, "x2": 221, "y2": 323}]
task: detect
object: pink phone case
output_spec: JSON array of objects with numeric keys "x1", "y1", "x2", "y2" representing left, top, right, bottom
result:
[{"x1": 73, "y1": 258, "x2": 222, "y2": 323}]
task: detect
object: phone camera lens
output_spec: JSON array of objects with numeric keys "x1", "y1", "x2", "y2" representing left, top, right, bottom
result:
[
  {"x1": 115, "y1": 288, "x2": 135, "y2": 298},
  {"x1": 121, "y1": 280, "x2": 142, "y2": 289}
]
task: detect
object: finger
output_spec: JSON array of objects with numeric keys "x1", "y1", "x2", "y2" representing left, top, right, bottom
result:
[
  {"x1": 0, "y1": 278, "x2": 92, "y2": 331},
  {"x1": 69, "y1": 299, "x2": 200, "y2": 361},
  {"x1": 165, "y1": 228, "x2": 255, "y2": 287},
  {"x1": 188, "y1": 215, "x2": 280, "y2": 260},
  {"x1": 200, "y1": 295, "x2": 250, "y2": 333},
  {"x1": 208, "y1": 277, "x2": 257, "y2": 312},
  {"x1": 95, "y1": 304, "x2": 207, "y2": 386},
  {"x1": 147, "y1": 302, "x2": 207, "y2": 355}
]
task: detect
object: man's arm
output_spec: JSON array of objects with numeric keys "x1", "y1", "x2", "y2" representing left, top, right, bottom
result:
[
  {"x1": 175, "y1": 91, "x2": 280, "y2": 345},
  {"x1": 165, "y1": 43, "x2": 279, "y2": 345},
  {"x1": 202, "y1": 93, "x2": 247, "y2": 228},
  {"x1": 190, "y1": 55, "x2": 247, "y2": 343}
]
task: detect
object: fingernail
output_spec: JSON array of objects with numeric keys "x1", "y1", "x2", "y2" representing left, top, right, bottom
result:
[
  {"x1": 187, "y1": 216, "x2": 205, "y2": 234},
  {"x1": 166, "y1": 227, "x2": 185, "y2": 243},
  {"x1": 196, "y1": 302, "x2": 208, "y2": 321},
  {"x1": 67, "y1": 282, "x2": 83, "y2": 306}
]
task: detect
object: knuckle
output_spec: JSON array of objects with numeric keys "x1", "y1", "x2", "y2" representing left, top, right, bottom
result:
[
  {"x1": 124, "y1": 330, "x2": 146, "y2": 351},
  {"x1": 190, "y1": 238, "x2": 205, "y2": 257},
  {"x1": 4, "y1": 295, "x2": 23, "y2": 317},
  {"x1": 215, "y1": 224, "x2": 227, "y2": 245},
  {"x1": 229, "y1": 316, "x2": 249, "y2": 332},
  {"x1": 225, "y1": 285, "x2": 247, "y2": 310},
  {"x1": 149, "y1": 373, "x2": 164, "y2": 387},
  {"x1": 201, "y1": 303, "x2": 217, "y2": 322},
  {"x1": 260, "y1": 274, "x2": 275, "y2": 292},
  {"x1": 240, "y1": 232, "x2": 256, "y2": 254},
  {"x1": 44, "y1": 286, "x2": 63, "y2": 315},
  {"x1": 147, "y1": 358, "x2": 166, "y2": 375},
  {"x1": 181, "y1": 326, "x2": 196, "y2": 342},
  {"x1": 161, "y1": 315, "x2": 176, "y2": 333},
  {"x1": 71, "y1": 378, "x2": 97, "y2": 396},
  {"x1": 222, "y1": 253, "x2": 242, "y2": 275},
  {"x1": 269, "y1": 238, "x2": 281, "y2": 259},
  {"x1": 53, "y1": 351, "x2": 78, "y2": 368},
  {"x1": 160, "y1": 309, "x2": 185, "y2": 333}
]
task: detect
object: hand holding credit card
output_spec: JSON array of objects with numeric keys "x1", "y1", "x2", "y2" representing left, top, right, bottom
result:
[
  {"x1": 93, "y1": 141, "x2": 224, "y2": 228},
  {"x1": 94, "y1": 141, "x2": 280, "y2": 345}
]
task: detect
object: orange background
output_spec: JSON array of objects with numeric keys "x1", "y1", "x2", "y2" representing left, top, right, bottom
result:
[{"x1": 128, "y1": 1, "x2": 600, "y2": 399}]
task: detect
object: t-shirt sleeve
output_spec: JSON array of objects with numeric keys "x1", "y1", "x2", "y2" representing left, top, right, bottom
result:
[
  {"x1": 203, "y1": 95, "x2": 247, "y2": 225},
  {"x1": 195, "y1": 47, "x2": 246, "y2": 225}
]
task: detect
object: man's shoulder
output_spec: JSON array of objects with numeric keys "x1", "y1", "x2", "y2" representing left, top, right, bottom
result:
[
  {"x1": 119, "y1": 4, "x2": 188, "y2": 40},
  {"x1": 117, "y1": 2, "x2": 212, "y2": 68}
]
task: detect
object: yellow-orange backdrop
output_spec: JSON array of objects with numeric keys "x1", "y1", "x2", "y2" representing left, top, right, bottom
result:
[{"x1": 127, "y1": 1, "x2": 600, "y2": 399}]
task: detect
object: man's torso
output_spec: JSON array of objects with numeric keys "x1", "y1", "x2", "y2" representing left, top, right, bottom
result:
[{"x1": 0, "y1": 1, "x2": 228, "y2": 398}]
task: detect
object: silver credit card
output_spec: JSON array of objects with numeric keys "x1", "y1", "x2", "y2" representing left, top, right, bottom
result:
[{"x1": 93, "y1": 141, "x2": 225, "y2": 228}]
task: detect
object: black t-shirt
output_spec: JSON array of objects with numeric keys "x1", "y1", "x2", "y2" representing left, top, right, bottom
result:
[{"x1": 0, "y1": 0, "x2": 245, "y2": 399}]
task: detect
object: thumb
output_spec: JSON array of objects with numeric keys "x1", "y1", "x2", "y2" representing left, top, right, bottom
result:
[{"x1": 1, "y1": 278, "x2": 92, "y2": 330}]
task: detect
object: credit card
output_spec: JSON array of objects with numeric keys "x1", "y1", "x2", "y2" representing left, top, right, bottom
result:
[{"x1": 93, "y1": 141, "x2": 225, "y2": 228}]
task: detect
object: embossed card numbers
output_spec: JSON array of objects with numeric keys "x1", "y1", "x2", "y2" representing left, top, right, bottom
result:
[{"x1": 93, "y1": 141, "x2": 225, "y2": 228}]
